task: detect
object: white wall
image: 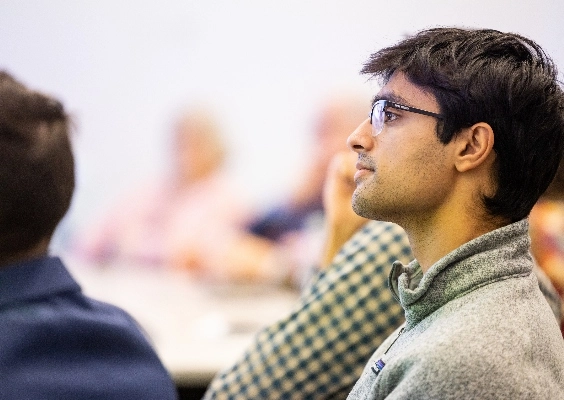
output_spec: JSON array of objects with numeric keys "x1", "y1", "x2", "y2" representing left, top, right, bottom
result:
[{"x1": 1, "y1": 0, "x2": 563, "y2": 244}]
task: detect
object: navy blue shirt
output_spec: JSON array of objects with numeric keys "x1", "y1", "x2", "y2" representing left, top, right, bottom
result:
[{"x1": 0, "y1": 256, "x2": 178, "y2": 399}]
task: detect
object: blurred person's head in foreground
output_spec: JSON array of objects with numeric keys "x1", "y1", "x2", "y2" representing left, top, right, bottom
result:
[{"x1": 0, "y1": 71, "x2": 74, "y2": 265}]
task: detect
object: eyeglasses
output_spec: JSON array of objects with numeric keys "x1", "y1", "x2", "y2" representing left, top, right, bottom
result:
[{"x1": 369, "y1": 99, "x2": 444, "y2": 136}]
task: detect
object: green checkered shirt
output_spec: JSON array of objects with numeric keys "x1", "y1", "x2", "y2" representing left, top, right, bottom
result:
[{"x1": 204, "y1": 221, "x2": 413, "y2": 399}]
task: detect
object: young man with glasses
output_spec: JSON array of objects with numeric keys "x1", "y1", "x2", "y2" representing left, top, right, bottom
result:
[{"x1": 347, "y1": 27, "x2": 564, "y2": 399}]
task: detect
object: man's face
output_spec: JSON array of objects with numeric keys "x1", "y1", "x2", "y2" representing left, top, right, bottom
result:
[{"x1": 348, "y1": 72, "x2": 457, "y2": 226}]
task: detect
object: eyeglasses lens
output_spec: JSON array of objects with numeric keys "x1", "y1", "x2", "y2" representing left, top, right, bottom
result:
[{"x1": 371, "y1": 101, "x2": 385, "y2": 136}]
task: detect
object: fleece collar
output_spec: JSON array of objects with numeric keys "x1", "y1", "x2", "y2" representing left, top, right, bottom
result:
[{"x1": 388, "y1": 219, "x2": 532, "y2": 328}]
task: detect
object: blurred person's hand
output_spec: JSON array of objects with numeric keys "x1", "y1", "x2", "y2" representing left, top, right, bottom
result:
[{"x1": 320, "y1": 151, "x2": 369, "y2": 268}]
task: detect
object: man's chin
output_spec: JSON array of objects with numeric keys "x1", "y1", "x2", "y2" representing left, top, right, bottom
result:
[
  {"x1": 352, "y1": 193, "x2": 396, "y2": 223},
  {"x1": 351, "y1": 193, "x2": 375, "y2": 220}
]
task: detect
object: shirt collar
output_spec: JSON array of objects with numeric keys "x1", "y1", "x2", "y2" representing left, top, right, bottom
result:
[{"x1": 0, "y1": 256, "x2": 80, "y2": 307}]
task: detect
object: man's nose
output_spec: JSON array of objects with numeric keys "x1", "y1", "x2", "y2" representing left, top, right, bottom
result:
[{"x1": 347, "y1": 118, "x2": 373, "y2": 152}]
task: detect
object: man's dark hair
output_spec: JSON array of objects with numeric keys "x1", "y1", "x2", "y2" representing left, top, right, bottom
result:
[
  {"x1": 362, "y1": 27, "x2": 564, "y2": 222},
  {"x1": 0, "y1": 71, "x2": 74, "y2": 256}
]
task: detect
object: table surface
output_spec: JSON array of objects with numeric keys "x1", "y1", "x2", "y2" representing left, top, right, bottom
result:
[{"x1": 64, "y1": 257, "x2": 300, "y2": 386}]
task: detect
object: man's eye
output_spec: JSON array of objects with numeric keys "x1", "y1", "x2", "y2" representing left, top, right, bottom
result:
[{"x1": 383, "y1": 110, "x2": 398, "y2": 122}]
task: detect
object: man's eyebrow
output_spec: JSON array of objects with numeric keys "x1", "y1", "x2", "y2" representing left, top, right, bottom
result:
[{"x1": 371, "y1": 93, "x2": 411, "y2": 106}]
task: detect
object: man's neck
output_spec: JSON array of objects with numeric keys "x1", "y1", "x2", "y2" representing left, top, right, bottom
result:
[
  {"x1": 0, "y1": 238, "x2": 50, "y2": 269},
  {"x1": 402, "y1": 206, "x2": 507, "y2": 274}
]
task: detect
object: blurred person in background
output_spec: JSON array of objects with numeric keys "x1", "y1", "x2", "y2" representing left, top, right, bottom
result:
[
  {"x1": 248, "y1": 93, "x2": 369, "y2": 241},
  {"x1": 73, "y1": 93, "x2": 370, "y2": 287},
  {"x1": 225, "y1": 93, "x2": 369, "y2": 286},
  {"x1": 73, "y1": 106, "x2": 253, "y2": 280},
  {"x1": 530, "y1": 157, "x2": 564, "y2": 334},
  {"x1": 0, "y1": 70, "x2": 177, "y2": 399}
]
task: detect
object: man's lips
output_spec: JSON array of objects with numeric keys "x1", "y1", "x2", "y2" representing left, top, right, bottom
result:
[
  {"x1": 355, "y1": 161, "x2": 373, "y2": 171},
  {"x1": 354, "y1": 162, "x2": 374, "y2": 181}
]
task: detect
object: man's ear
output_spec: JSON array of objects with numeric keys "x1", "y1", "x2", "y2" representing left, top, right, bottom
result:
[{"x1": 454, "y1": 122, "x2": 495, "y2": 172}]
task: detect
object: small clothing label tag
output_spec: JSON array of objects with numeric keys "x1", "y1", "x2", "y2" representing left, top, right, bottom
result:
[{"x1": 371, "y1": 359, "x2": 386, "y2": 375}]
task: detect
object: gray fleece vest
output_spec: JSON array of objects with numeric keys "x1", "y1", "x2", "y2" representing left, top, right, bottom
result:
[{"x1": 348, "y1": 219, "x2": 564, "y2": 400}]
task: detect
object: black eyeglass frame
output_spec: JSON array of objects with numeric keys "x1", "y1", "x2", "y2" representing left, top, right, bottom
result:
[{"x1": 369, "y1": 99, "x2": 444, "y2": 136}]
